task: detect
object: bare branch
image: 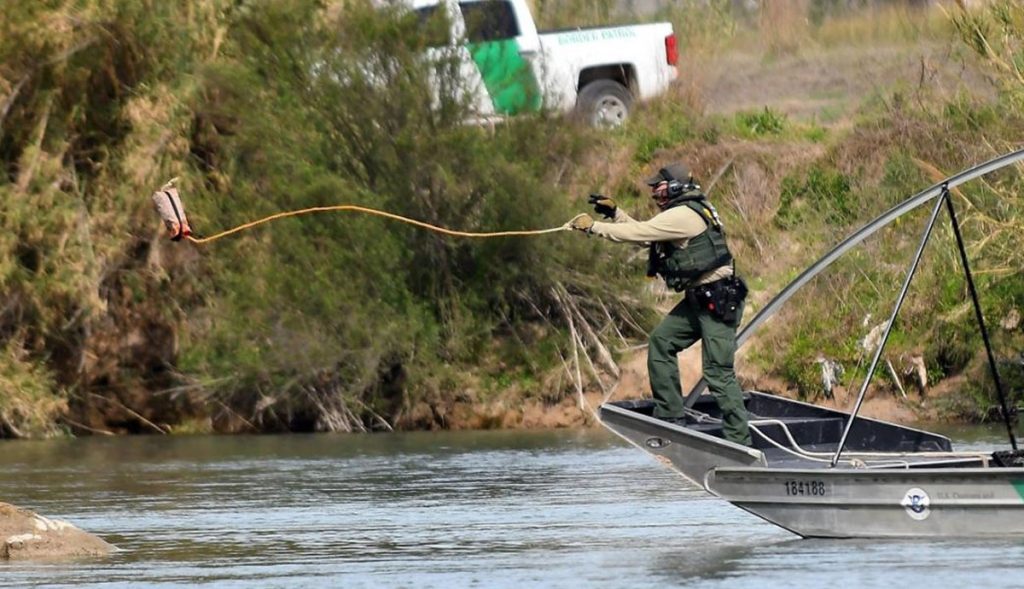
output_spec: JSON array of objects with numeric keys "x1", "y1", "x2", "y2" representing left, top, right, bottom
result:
[
  {"x1": 59, "y1": 417, "x2": 114, "y2": 436},
  {"x1": 87, "y1": 393, "x2": 168, "y2": 434},
  {"x1": 0, "y1": 75, "x2": 29, "y2": 131},
  {"x1": 352, "y1": 397, "x2": 394, "y2": 432}
]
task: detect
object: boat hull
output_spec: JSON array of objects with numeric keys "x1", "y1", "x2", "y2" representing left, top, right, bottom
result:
[
  {"x1": 599, "y1": 393, "x2": 951, "y2": 486},
  {"x1": 705, "y1": 466, "x2": 1024, "y2": 538},
  {"x1": 599, "y1": 400, "x2": 765, "y2": 486}
]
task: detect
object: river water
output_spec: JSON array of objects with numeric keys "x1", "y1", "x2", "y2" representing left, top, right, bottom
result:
[{"x1": 1, "y1": 427, "x2": 1022, "y2": 588}]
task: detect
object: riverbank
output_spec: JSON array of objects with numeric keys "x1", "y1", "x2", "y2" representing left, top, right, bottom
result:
[{"x1": 2, "y1": 2, "x2": 1022, "y2": 437}]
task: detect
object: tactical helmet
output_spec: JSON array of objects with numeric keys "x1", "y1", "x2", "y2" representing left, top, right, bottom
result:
[{"x1": 645, "y1": 162, "x2": 695, "y2": 198}]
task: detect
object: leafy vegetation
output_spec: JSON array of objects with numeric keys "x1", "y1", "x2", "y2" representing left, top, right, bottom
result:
[
  {"x1": 0, "y1": 0, "x2": 652, "y2": 435},
  {"x1": 775, "y1": 164, "x2": 854, "y2": 229},
  {"x1": 2, "y1": 0, "x2": 1024, "y2": 437}
]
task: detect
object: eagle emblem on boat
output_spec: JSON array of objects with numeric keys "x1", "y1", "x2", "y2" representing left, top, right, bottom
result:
[{"x1": 901, "y1": 488, "x2": 931, "y2": 521}]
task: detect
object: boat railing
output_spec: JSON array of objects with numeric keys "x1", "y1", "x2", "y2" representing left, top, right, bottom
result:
[{"x1": 748, "y1": 417, "x2": 993, "y2": 468}]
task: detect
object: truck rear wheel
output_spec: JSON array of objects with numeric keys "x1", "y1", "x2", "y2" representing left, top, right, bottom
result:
[{"x1": 576, "y1": 80, "x2": 634, "y2": 128}]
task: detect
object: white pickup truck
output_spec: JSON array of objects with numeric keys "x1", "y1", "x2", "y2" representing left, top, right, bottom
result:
[{"x1": 411, "y1": 0, "x2": 679, "y2": 126}]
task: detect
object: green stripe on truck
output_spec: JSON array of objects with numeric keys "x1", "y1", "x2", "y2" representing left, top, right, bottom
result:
[{"x1": 467, "y1": 39, "x2": 541, "y2": 115}]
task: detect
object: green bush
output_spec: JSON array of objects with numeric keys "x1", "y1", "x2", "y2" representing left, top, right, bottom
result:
[
  {"x1": 775, "y1": 164, "x2": 854, "y2": 229},
  {"x1": 0, "y1": 0, "x2": 649, "y2": 435},
  {"x1": 0, "y1": 339, "x2": 66, "y2": 438},
  {"x1": 735, "y1": 107, "x2": 788, "y2": 137},
  {"x1": 170, "y1": 0, "x2": 644, "y2": 429}
]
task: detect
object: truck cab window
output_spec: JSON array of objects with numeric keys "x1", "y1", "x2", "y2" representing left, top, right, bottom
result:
[
  {"x1": 415, "y1": 6, "x2": 453, "y2": 47},
  {"x1": 459, "y1": 1, "x2": 520, "y2": 42}
]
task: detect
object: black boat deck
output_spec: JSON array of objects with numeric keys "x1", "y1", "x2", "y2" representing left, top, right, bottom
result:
[{"x1": 606, "y1": 392, "x2": 987, "y2": 470}]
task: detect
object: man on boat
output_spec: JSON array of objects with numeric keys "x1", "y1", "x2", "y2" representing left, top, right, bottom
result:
[{"x1": 569, "y1": 162, "x2": 752, "y2": 446}]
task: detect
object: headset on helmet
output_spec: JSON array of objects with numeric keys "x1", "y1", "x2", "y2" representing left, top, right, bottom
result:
[
  {"x1": 664, "y1": 174, "x2": 686, "y2": 199},
  {"x1": 647, "y1": 162, "x2": 697, "y2": 199}
]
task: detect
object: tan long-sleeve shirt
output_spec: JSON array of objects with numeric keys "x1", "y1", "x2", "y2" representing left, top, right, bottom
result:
[{"x1": 590, "y1": 206, "x2": 733, "y2": 286}]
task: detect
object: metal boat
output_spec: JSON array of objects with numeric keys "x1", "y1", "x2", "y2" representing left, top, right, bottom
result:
[
  {"x1": 599, "y1": 394, "x2": 957, "y2": 486},
  {"x1": 704, "y1": 465, "x2": 1024, "y2": 538},
  {"x1": 600, "y1": 148, "x2": 1024, "y2": 538},
  {"x1": 601, "y1": 396, "x2": 1024, "y2": 538}
]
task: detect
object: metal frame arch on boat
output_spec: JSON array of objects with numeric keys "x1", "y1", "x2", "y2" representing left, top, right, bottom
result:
[{"x1": 684, "y1": 146, "x2": 1024, "y2": 405}]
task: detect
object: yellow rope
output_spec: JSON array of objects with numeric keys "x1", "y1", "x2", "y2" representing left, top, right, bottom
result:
[{"x1": 185, "y1": 205, "x2": 584, "y2": 245}]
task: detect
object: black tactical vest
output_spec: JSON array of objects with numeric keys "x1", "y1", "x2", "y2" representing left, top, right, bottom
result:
[{"x1": 647, "y1": 195, "x2": 733, "y2": 292}]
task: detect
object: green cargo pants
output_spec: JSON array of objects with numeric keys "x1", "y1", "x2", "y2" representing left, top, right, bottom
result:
[{"x1": 647, "y1": 296, "x2": 751, "y2": 446}]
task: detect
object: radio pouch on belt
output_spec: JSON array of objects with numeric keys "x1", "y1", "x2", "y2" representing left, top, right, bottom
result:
[{"x1": 690, "y1": 276, "x2": 748, "y2": 324}]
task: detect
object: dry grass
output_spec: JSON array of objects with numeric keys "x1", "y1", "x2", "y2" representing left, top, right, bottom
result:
[
  {"x1": 813, "y1": 3, "x2": 954, "y2": 47},
  {"x1": 759, "y1": 0, "x2": 811, "y2": 57},
  {"x1": 732, "y1": 1, "x2": 955, "y2": 56}
]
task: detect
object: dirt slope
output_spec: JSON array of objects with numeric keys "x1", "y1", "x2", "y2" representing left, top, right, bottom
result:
[{"x1": 598, "y1": 39, "x2": 994, "y2": 425}]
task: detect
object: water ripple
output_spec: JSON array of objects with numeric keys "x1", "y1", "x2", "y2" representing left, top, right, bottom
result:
[{"x1": 0, "y1": 428, "x2": 1018, "y2": 588}]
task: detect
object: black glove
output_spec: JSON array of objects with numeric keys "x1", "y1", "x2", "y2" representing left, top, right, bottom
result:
[{"x1": 588, "y1": 194, "x2": 617, "y2": 219}]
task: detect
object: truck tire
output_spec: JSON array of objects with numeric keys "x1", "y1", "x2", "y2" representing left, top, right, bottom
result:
[{"x1": 576, "y1": 80, "x2": 634, "y2": 128}]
